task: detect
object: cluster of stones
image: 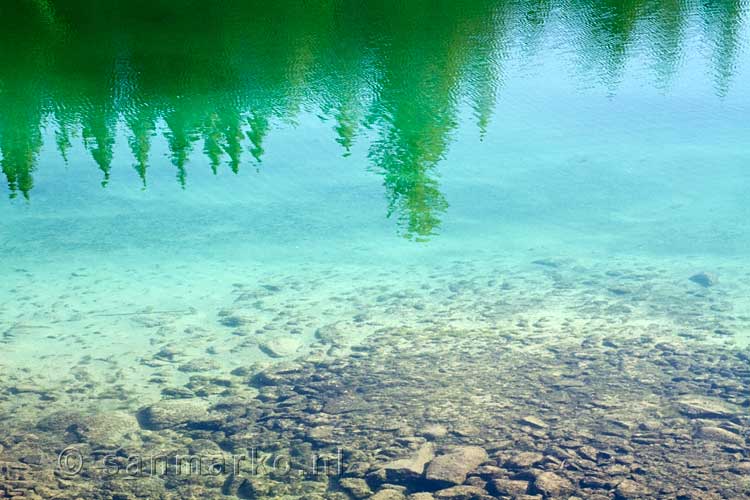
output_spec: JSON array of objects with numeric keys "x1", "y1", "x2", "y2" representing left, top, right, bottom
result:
[
  {"x1": 3, "y1": 260, "x2": 743, "y2": 427},
  {"x1": 1, "y1": 321, "x2": 748, "y2": 499}
]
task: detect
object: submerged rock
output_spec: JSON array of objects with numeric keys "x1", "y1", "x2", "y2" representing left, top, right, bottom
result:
[
  {"x1": 532, "y1": 472, "x2": 574, "y2": 497},
  {"x1": 695, "y1": 426, "x2": 745, "y2": 446},
  {"x1": 505, "y1": 451, "x2": 544, "y2": 469},
  {"x1": 371, "y1": 490, "x2": 407, "y2": 500},
  {"x1": 425, "y1": 446, "x2": 488, "y2": 487},
  {"x1": 178, "y1": 358, "x2": 219, "y2": 372},
  {"x1": 260, "y1": 336, "x2": 302, "y2": 358},
  {"x1": 519, "y1": 415, "x2": 548, "y2": 429},
  {"x1": 339, "y1": 477, "x2": 372, "y2": 499},
  {"x1": 219, "y1": 313, "x2": 253, "y2": 328},
  {"x1": 136, "y1": 398, "x2": 213, "y2": 430},
  {"x1": 489, "y1": 479, "x2": 529, "y2": 496},
  {"x1": 689, "y1": 272, "x2": 717, "y2": 288},
  {"x1": 380, "y1": 443, "x2": 435, "y2": 484},
  {"x1": 614, "y1": 479, "x2": 652, "y2": 499},
  {"x1": 37, "y1": 410, "x2": 85, "y2": 432},
  {"x1": 676, "y1": 397, "x2": 737, "y2": 419},
  {"x1": 315, "y1": 322, "x2": 350, "y2": 346},
  {"x1": 532, "y1": 259, "x2": 562, "y2": 268},
  {"x1": 433, "y1": 485, "x2": 493, "y2": 500},
  {"x1": 73, "y1": 411, "x2": 140, "y2": 447},
  {"x1": 419, "y1": 424, "x2": 449, "y2": 440},
  {"x1": 408, "y1": 494, "x2": 436, "y2": 500}
]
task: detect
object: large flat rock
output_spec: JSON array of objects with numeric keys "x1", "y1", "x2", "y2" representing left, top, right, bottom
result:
[
  {"x1": 676, "y1": 397, "x2": 738, "y2": 419},
  {"x1": 380, "y1": 443, "x2": 435, "y2": 484},
  {"x1": 137, "y1": 398, "x2": 214, "y2": 430},
  {"x1": 425, "y1": 446, "x2": 488, "y2": 487}
]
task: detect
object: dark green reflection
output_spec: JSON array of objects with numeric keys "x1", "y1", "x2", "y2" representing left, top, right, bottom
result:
[{"x1": 0, "y1": 0, "x2": 746, "y2": 240}]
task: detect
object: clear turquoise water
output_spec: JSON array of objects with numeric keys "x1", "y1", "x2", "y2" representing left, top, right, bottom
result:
[
  {"x1": 1, "y1": 2, "x2": 750, "y2": 498},
  {"x1": 2, "y1": 2, "x2": 748, "y2": 255}
]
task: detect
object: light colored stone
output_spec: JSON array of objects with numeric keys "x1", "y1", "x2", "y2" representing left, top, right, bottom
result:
[
  {"x1": 615, "y1": 479, "x2": 651, "y2": 499},
  {"x1": 505, "y1": 451, "x2": 544, "y2": 469},
  {"x1": 339, "y1": 478, "x2": 372, "y2": 499},
  {"x1": 425, "y1": 446, "x2": 488, "y2": 486},
  {"x1": 409, "y1": 494, "x2": 436, "y2": 500},
  {"x1": 380, "y1": 443, "x2": 435, "y2": 483},
  {"x1": 73, "y1": 411, "x2": 139, "y2": 447},
  {"x1": 676, "y1": 397, "x2": 736, "y2": 419},
  {"x1": 695, "y1": 426, "x2": 745, "y2": 446},
  {"x1": 308, "y1": 426, "x2": 335, "y2": 440},
  {"x1": 420, "y1": 424, "x2": 449, "y2": 439},
  {"x1": 730, "y1": 462, "x2": 750, "y2": 474},
  {"x1": 260, "y1": 336, "x2": 302, "y2": 358},
  {"x1": 519, "y1": 416, "x2": 548, "y2": 429},
  {"x1": 371, "y1": 490, "x2": 407, "y2": 500},
  {"x1": 533, "y1": 472, "x2": 574, "y2": 497},
  {"x1": 136, "y1": 398, "x2": 212, "y2": 430},
  {"x1": 491, "y1": 478, "x2": 529, "y2": 496},
  {"x1": 577, "y1": 445, "x2": 599, "y2": 461},
  {"x1": 433, "y1": 485, "x2": 492, "y2": 500}
]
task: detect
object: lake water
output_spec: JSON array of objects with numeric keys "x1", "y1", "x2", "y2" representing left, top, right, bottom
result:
[{"x1": 1, "y1": 1, "x2": 749, "y2": 499}]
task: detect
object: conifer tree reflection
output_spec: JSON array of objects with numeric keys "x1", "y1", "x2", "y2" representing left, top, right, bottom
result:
[{"x1": 0, "y1": 0, "x2": 747, "y2": 238}]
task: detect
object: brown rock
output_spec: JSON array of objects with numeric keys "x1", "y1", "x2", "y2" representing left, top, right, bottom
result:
[
  {"x1": 577, "y1": 445, "x2": 599, "y2": 462},
  {"x1": 474, "y1": 465, "x2": 504, "y2": 478},
  {"x1": 533, "y1": 472, "x2": 574, "y2": 497},
  {"x1": 730, "y1": 462, "x2": 750, "y2": 474},
  {"x1": 615, "y1": 479, "x2": 651, "y2": 499},
  {"x1": 308, "y1": 426, "x2": 335, "y2": 440},
  {"x1": 425, "y1": 446, "x2": 489, "y2": 487},
  {"x1": 380, "y1": 443, "x2": 435, "y2": 484},
  {"x1": 676, "y1": 397, "x2": 736, "y2": 419},
  {"x1": 371, "y1": 490, "x2": 407, "y2": 500},
  {"x1": 409, "y1": 494, "x2": 436, "y2": 500},
  {"x1": 73, "y1": 411, "x2": 139, "y2": 447},
  {"x1": 420, "y1": 424, "x2": 449, "y2": 440},
  {"x1": 520, "y1": 416, "x2": 548, "y2": 429},
  {"x1": 136, "y1": 399, "x2": 213, "y2": 430},
  {"x1": 339, "y1": 478, "x2": 373, "y2": 499},
  {"x1": 433, "y1": 485, "x2": 493, "y2": 500},
  {"x1": 490, "y1": 478, "x2": 529, "y2": 496},
  {"x1": 505, "y1": 452, "x2": 544, "y2": 470},
  {"x1": 695, "y1": 426, "x2": 745, "y2": 446}
]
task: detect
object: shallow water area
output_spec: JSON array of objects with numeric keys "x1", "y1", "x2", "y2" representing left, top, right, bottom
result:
[{"x1": 1, "y1": 1, "x2": 750, "y2": 499}]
